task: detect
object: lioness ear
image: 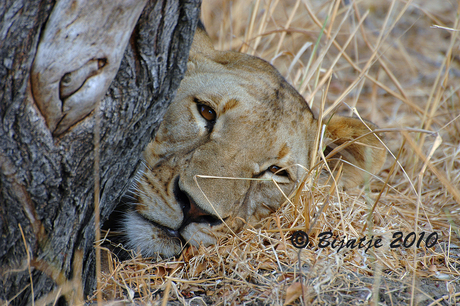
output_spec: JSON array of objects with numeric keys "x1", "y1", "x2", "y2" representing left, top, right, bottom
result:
[
  {"x1": 322, "y1": 116, "x2": 386, "y2": 189},
  {"x1": 190, "y1": 21, "x2": 215, "y2": 56}
]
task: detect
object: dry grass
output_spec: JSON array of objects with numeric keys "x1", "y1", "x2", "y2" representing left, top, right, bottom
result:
[{"x1": 93, "y1": 0, "x2": 460, "y2": 304}]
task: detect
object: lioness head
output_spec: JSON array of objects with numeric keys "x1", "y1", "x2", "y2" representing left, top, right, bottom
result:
[{"x1": 122, "y1": 23, "x2": 386, "y2": 258}]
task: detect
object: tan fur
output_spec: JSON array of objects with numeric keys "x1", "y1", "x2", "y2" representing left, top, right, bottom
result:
[{"x1": 122, "y1": 26, "x2": 386, "y2": 258}]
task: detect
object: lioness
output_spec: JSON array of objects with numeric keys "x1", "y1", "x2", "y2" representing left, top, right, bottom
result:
[{"x1": 121, "y1": 23, "x2": 386, "y2": 258}]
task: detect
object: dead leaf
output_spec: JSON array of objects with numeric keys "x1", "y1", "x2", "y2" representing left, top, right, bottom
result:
[
  {"x1": 284, "y1": 282, "x2": 302, "y2": 305},
  {"x1": 258, "y1": 260, "x2": 277, "y2": 270},
  {"x1": 182, "y1": 245, "x2": 199, "y2": 262},
  {"x1": 277, "y1": 272, "x2": 295, "y2": 282},
  {"x1": 276, "y1": 241, "x2": 287, "y2": 251},
  {"x1": 190, "y1": 261, "x2": 207, "y2": 277}
]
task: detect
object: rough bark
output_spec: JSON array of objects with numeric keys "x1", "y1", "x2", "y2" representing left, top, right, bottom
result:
[{"x1": 0, "y1": 0, "x2": 201, "y2": 304}]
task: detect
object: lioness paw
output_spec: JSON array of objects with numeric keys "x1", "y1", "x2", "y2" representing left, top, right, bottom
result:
[{"x1": 322, "y1": 116, "x2": 386, "y2": 189}]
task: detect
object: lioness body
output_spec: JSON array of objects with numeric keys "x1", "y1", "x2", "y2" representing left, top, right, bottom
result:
[{"x1": 122, "y1": 24, "x2": 386, "y2": 258}]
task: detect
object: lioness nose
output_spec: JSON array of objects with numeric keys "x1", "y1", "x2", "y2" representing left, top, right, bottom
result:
[
  {"x1": 174, "y1": 177, "x2": 223, "y2": 228},
  {"x1": 182, "y1": 195, "x2": 222, "y2": 227},
  {"x1": 185, "y1": 197, "x2": 208, "y2": 220}
]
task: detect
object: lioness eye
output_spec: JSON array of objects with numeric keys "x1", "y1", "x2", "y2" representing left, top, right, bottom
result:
[
  {"x1": 268, "y1": 165, "x2": 288, "y2": 177},
  {"x1": 198, "y1": 104, "x2": 216, "y2": 122}
]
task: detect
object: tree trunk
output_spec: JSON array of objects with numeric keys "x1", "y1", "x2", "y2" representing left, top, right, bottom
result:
[{"x1": 0, "y1": 0, "x2": 201, "y2": 304}]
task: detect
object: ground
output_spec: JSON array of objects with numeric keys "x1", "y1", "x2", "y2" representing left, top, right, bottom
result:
[{"x1": 94, "y1": 0, "x2": 460, "y2": 304}]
